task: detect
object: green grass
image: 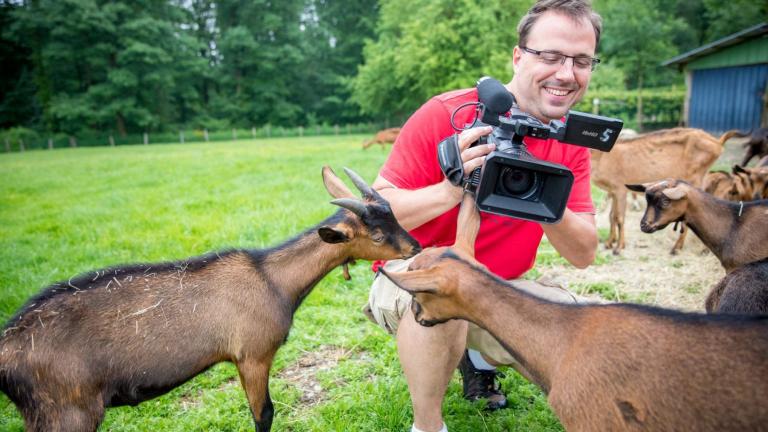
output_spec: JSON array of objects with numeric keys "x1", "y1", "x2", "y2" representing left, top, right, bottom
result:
[{"x1": 0, "y1": 137, "x2": 562, "y2": 431}]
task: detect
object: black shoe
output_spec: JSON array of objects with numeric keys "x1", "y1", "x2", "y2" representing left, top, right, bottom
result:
[{"x1": 458, "y1": 350, "x2": 508, "y2": 411}]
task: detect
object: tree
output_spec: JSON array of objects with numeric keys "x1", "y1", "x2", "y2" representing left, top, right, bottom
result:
[
  {"x1": 596, "y1": 0, "x2": 689, "y2": 128},
  {"x1": 351, "y1": 0, "x2": 527, "y2": 120}
]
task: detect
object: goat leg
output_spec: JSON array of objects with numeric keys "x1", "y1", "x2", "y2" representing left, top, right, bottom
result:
[{"x1": 236, "y1": 357, "x2": 275, "y2": 431}]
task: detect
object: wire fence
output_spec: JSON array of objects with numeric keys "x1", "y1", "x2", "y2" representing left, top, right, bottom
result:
[{"x1": 1, "y1": 122, "x2": 386, "y2": 153}]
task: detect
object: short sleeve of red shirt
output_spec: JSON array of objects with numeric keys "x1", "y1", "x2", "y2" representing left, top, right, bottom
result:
[{"x1": 376, "y1": 88, "x2": 595, "y2": 280}]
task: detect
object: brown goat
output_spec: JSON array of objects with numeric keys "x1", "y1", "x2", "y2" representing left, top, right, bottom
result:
[
  {"x1": 362, "y1": 127, "x2": 400, "y2": 150},
  {"x1": 0, "y1": 167, "x2": 421, "y2": 432},
  {"x1": 737, "y1": 127, "x2": 768, "y2": 166},
  {"x1": 733, "y1": 165, "x2": 768, "y2": 200},
  {"x1": 627, "y1": 179, "x2": 768, "y2": 273},
  {"x1": 381, "y1": 196, "x2": 768, "y2": 431},
  {"x1": 702, "y1": 170, "x2": 753, "y2": 201},
  {"x1": 591, "y1": 128, "x2": 738, "y2": 255},
  {"x1": 705, "y1": 258, "x2": 768, "y2": 314}
]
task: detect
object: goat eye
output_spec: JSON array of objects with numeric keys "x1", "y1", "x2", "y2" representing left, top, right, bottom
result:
[{"x1": 371, "y1": 231, "x2": 385, "y2": 243}]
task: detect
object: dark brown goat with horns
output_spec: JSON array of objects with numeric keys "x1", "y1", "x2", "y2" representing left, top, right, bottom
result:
[
  {"x1": 0, "y1": 166, "x2": 420, "y2": 432},
  {"x1": 382, "y1": 193, "x2": 768, "y2": 432}
]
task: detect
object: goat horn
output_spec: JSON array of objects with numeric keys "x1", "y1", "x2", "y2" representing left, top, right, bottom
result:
[
  {"x1": 331, "y1": 198, "x2": 368, "y2": 218},
  {"x1": 343, "y1": 167, "x2": 375, "y2": 200}
]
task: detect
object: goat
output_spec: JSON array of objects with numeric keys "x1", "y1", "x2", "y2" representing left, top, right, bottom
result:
[
  {"x1": 736, "y1": 127, "x2": 768, "y2": 166},
  {"x1": 380, "y1": 195, "x2": 768, "y2": 431},
  {"x1": 591, "y1": 128, "x2": 738, "y2": 255},
  {"x1": 362, "y1": 127, "x2": 400, "y2": 150},
  {"x1": 627, "y1": 179, "x2": 768, "y2": 273},
  {"x1": 705, "y1": 258, "x2": 768, "y2": 314},
  {"x1": 702, "y1": 170, "x2": 752, "y2": 201},
  {"x1": 0, "y1": 166, "x2": 421, "y2": 432},
  {"x1": 733, "y1": 164, "x2": 768, "y2": 200}
]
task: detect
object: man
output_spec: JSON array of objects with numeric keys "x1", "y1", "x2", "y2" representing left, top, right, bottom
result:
[{"x1": 364, "y1": 1, "x2": 603, "y2": 431}]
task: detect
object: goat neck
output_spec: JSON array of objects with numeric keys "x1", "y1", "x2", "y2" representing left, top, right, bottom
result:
[
  {"x1": 681, "y1": 188, "x2": 767, "y2": 272},
  {"x1": 457, "y1": 260, "x2": 580, "y2": 393},
  {"x1": 255, "y1": 213, "x2": 356, "y2": 309}
]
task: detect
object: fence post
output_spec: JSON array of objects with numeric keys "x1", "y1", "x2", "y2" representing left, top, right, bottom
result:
[
  {"x1": 251, "y1": 127, "x2": 256, "y2": 138},
  {"x1": 232, "y1": 128, "x2": 237, "y2": 140},
  {"x1": 346, "y1": 124, "x2": 351, "y2": 135},
  {"x1": 4, "y1": 138, "x2": 9, "y2": 152},
  {"x1": 299, "y1": 126, "x2": 303, "y2": 137},
  {"x1": 334, "y1": 124, "x2": 339, "y2": 135},
  {"x1": 19, "y1": 139, "x2": 25, "y2": 152},
  {"x1": 266, "y1": 124, "x2": 271, "y2": 138},
  {"x1": 48, "y1": 138, "x2": 53, "y2": 150},
  {"x1": 179, "y1": 131, "x2": 185, "y2": 144},
  {"x1": 592, "y1": 98, "x2": 600, "y2": 115},
  {"x1": 109, "y1": 135, "x2": 115, "y2": 147},
  {"x1": 204, "y1": 129, "x2": 209, "y2": 142},
  {"x1": 69, "y1": 136, "x2": 77, "y2": 148}
]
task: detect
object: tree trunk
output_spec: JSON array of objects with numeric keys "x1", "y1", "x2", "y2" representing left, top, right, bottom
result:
[
  {"x1": 637, "y1": 74, "x2": 644, "y2": 131},
  {"x1": 116, "y1": 112, "x2": 127, "y2": 137}
]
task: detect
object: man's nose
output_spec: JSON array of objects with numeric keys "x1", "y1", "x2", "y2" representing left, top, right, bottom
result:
[{"x1": 554, "y1": 58, "x2": 577, "y2": 81}]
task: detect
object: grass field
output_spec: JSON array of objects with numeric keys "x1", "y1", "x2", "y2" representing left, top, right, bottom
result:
[{"x1": 0, "y1": 137, "x2": 564, "y2": 431}]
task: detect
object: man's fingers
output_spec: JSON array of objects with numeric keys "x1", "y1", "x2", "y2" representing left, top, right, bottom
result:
[
  {"x1": 457, "y1": 126, "x2": 493, "y2": 151},
  {"x1": 463, "y1": 157, "x2": 486, "y2": 175},
  {"x1": 461, "y1": 143, "x2": 495, "y2": 163}
]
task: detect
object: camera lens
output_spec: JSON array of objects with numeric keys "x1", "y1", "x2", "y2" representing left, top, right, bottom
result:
[{"x1": 498, "y1": 167, "x2": 540, "y2": 199}]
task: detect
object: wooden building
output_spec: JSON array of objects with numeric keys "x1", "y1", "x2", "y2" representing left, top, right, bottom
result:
[{"x1": 663, "y1": 23, "x2": 768, "y2": 134}]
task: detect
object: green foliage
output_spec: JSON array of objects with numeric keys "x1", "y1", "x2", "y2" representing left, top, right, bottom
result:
[
  {"x1": 351, "y1": 0, "x2": 527, "y2": 118},
  {"x1": 574, "y1": 86, "x2": 685, "y2": 130}
]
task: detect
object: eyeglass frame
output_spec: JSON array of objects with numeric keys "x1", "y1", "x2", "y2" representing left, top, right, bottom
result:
[{"x1": 519, "y1": 46, "x2": 601, "y2": 71}]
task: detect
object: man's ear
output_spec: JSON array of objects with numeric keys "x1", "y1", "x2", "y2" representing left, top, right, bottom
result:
[
  {"x1": 511, "y1": 46, "x2": 523, "y2": 72},
  {"x1": 318, "y1": 226, "x2": 352, "y2": 244}
]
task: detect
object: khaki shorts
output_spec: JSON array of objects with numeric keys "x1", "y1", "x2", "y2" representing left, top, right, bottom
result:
[{"x1": 364, "y1": 257, "x2": 588, "y2": 365}]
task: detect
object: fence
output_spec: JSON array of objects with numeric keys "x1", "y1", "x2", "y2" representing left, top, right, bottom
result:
[
  {"x1": 1, "y1": 123, "x2": 385, "y2": 153},
  {"x1": 573, "y1": 86, "x2": 686, "y2": 131}
]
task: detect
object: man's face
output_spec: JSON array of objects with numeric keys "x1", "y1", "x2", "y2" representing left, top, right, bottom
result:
[{"x1": 510, "y1": 11, "x2": 596, "y2": 122}]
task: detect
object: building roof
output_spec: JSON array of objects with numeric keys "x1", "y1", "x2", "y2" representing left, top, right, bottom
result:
[{"x1": 662, "y1": 22, "x2": 768, "y2": 68}]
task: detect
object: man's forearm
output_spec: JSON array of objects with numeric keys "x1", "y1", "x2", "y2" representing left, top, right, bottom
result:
[
  {"x1": 373, "y1": 177, "x2": 463, "y2": 231},
  {"x1": 541, "y1": 209, "x2": 597, "y2": 269}
]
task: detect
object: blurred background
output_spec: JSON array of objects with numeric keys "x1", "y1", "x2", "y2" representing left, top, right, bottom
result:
[{"x1": 0, "y1": 0, "x2": 766, "y2": 149}]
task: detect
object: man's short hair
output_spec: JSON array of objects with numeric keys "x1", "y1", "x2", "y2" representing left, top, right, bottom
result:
[{"x1": 517, "y1": 0, "x2": 603, "y2": 49}]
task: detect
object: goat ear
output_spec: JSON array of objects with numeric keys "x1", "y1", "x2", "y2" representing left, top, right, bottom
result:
[
  {"x1": 322, "y1": 166, "x2": 357, "y2": 199},
  {"x1": 380, "y1": 268, "x2": 442, "y2": 295},
  {"x1": 732, "y1": 164, "x2": 748, "y2": 175},
  {"x1": 662, "y1": 185, "x2": 688, "y2": 200},
  {"x1": 625, "y1": 183, "x2": 646, "y2": 193},
  {"x1": 318, "y1": 226, "x2": 352, "y2": 244}
]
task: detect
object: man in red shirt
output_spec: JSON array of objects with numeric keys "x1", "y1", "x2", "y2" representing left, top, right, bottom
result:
[{"x1": 365, "y1": 1, "x2": 604, "y2": 431}]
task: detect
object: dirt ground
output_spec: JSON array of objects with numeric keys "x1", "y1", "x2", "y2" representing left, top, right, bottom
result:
[{"x1": 543, "y1": 136, "x2": 750, "y2": 312}]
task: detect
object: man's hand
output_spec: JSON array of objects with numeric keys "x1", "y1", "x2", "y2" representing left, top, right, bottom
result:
[
  {"x1": 457, "y1": 126, "x2": 495, "y2": 179},
  {"x1": 372, "y1": 125, "x2": 495, "y2": 231}
]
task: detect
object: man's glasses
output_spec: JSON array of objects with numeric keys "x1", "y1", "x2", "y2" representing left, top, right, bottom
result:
[{"x1": 520, "y1": 46, "x2": 600, "y2": 71}]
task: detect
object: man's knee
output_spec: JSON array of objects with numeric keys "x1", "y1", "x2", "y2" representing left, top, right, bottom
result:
[{"x1": 365, "y1": 258, "x2": 415, "y2": 334}]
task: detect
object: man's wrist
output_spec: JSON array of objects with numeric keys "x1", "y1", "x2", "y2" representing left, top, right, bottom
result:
[{"x1": 440, "y1": 178, "x2": 464, "y2": 205}]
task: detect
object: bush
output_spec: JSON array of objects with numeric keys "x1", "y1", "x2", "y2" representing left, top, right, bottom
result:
[{"x1": 574, "y1": 86, "x2": 685, "y2": 131}]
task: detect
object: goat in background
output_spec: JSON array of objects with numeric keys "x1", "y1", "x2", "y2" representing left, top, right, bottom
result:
[
  {"x1": 628, "y1": 179, "x2": 768, "y2": 315},
  {"x1": 382, "y1": 194, "x2": 768, "y2": 432},
  {"x1": 736, "y1": 127, "x2": 768, "y2": 166},
  {"x1": 0, "y1": 166, "x2": 421, "y2": 432},
  {"x1": 591, "y1": 128, "x2": 739, "y2": 255},
  {"x1": 362, "y1": 127, "x2": 400, "y2": 150}
]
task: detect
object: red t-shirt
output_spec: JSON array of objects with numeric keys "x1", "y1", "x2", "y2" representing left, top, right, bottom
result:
[{"x1": 376, "y1": 87, "x2": 595, "y2": 280}]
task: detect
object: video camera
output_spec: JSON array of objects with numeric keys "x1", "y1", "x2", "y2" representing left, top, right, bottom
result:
[{"x1": 438, "y1": 77, "x2": 623, "y2": 223}]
